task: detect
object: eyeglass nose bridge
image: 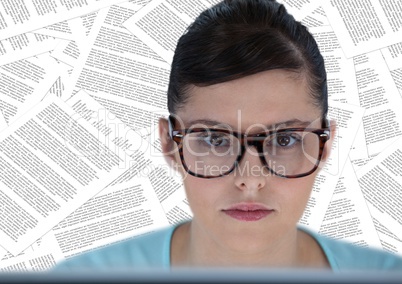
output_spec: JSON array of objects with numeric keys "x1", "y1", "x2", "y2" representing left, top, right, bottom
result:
[
  {"x1": 232, "y1": 143, "x2": 272, "y2": 181},
  {"x1": 241, "y1": 135, "x2": 266, "y2": 154},
  {"x1": 236, "y1": 136, "x2": 268, "y2": 164},
  {"x1": 235, "y1": 136, "x2": 281, "y2": 178}
]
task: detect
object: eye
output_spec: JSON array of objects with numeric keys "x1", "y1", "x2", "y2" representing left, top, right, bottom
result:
[
  {"x1": 269, "y1": 133, "x2": 301, "y2": 148},
  {"x1": 276, "y1": 134, "x2": 294, "y2": 146},
  {"x1": 200, "y1": 133, "x2": 231, "y2": 147}
]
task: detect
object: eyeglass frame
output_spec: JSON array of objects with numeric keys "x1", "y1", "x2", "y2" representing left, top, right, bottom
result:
[{"x1": 168, "y1": 115, "x2": 331, "y2": 179}]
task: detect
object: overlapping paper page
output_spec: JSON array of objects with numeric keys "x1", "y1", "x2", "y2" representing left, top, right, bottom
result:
[{"x1": 1, "y1": 0, "x2": 402, "y2": 271}]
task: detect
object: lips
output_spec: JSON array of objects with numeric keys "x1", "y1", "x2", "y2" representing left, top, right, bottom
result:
[{"x1": 222, "y1": 203, "x2": 274, "y2": 221}]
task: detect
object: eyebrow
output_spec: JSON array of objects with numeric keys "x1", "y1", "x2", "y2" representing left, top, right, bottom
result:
[{"x1": 186, "y1": 118, "x2": 314, "y2": 130}]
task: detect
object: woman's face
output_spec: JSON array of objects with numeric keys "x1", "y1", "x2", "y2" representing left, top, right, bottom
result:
[{"x1": 160, "y1": 69, "x2": 332, "y2": 253}]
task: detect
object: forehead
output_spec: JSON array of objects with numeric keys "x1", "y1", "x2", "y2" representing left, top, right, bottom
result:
[{"x1": 176, "y1": 69, "x2": 321, "y2": 130}]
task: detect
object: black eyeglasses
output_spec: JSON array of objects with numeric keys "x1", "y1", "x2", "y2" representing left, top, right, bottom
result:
[{"x1": 168, "y1": 115, "x2": 330, "y2": 179}]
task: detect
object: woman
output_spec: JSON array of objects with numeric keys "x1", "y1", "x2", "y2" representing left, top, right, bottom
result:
[{"x1": 55, "y1": 0, "x2": 402, "y2": 271}]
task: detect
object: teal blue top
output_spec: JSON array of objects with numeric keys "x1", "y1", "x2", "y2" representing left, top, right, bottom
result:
[{"x1": 53, "y1": 224, "x2": 402, "y2": 271}]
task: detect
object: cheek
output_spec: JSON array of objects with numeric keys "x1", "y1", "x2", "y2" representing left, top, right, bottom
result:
[
  {"x1": 182, "y1": 177, "x2": 225, "y2": 216},
  {"x1": 175, "y1": 150, "x2": 222, "y2": 217},
  {"x1": 275, "y1": 176, "x2": 315, "y2": 216}
]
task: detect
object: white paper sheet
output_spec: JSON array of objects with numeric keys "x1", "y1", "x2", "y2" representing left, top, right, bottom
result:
[
  {"x1": 0, "y1": 109, "x2": 7, "y2": 132},
  {"x1": 0, "y1": 232, "x2": 64, "y2": 272},
  {"x1": 0, "y1": 96, "x2": 130, "y2": 255},
  {"x1": 301, "y1": 6, "x2": 330, "y2": 28},
  {"x1": 51, "y1": 178, "x2": 169, "y2": 259},
  {"x1": 354, "y1": 50, "x2": 402, "y2": 156},
  {"x1": 373, "y1": 215, "x2": 402, "y2": 256},
  {"x1": 319, "y1": 159, "x2": 382, "y2": 250},
  {"x1": 0, "y1": 53, "x2": 64, "y2": 125},
  {"x1": 0, "y1": 0, "x2": 128, "y2": 40},
  {"x1": 323, "y1": 0, "x2": 402, "y2": 58},
  {"x1": 356, "y1": 137, "x2": 402, "y2": 243},
  {"x1": 0, "y1": 33, "x2": 61, "y2": 66},
  {"x1": 123, "y1": 0, "x2": 195, "y2": 64}
]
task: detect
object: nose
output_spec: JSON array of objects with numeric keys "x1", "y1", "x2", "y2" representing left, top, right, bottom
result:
[{"x1": 233, "y1": 145, "x2": 267, "y2": 192}]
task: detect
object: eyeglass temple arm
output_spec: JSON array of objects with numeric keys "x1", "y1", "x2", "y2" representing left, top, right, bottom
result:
[
  {"x1": 323, "y1": 117, "x2": 330, "y2": 127},
  {"x1": 322, "y1": 117, "x2": 331, "y2": 138},
  {"x1": 168, "y1": 115, "x2": 174, "y2": 140}
]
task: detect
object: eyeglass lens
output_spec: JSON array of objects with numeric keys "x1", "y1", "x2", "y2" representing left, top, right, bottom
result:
[{"x1": 181, "y1": 130, "x2": 320, "y2": 177}]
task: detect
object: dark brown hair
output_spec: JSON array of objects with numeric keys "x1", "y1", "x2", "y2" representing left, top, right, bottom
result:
[{"x1": 167, "y1": 0, "x2": 327, "y2": 118}]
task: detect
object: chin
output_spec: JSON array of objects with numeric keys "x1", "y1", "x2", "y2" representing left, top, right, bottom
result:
[
  {"x1": 213, "y1": 224, "x2": 270, "y2": 249},
  {"x1": 220, "y1": 232, "x2": 271, "y2": 254},
  {"x1": 215, "y1": 217, "x2": 297, "y2": 248}
]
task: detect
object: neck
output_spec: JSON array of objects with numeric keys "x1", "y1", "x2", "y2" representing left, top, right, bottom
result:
[{"x1": 172, "y1": 221, "x2": 310, "y2": 268}]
